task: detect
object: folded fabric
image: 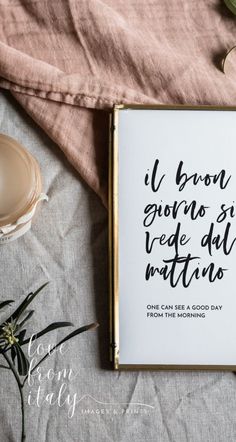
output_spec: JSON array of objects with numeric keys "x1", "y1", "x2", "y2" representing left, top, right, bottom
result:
[{"x1": 0, "y1": 0, "x2": 236, "y2": 205}]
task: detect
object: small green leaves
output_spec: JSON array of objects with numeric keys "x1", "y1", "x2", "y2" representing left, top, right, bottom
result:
[{"x1": 224, "y1": 0, "x2": 236, "y2": 15}]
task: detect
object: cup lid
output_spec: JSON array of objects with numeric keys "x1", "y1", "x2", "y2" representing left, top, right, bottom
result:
[{"x1": 0, "y1": 134, "x2": 42, "y2": 228}]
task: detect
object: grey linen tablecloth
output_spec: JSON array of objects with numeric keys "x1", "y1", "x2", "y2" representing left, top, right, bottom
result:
[{"x1": 0, "y1": 90, "x2": 236, "y2": 442}]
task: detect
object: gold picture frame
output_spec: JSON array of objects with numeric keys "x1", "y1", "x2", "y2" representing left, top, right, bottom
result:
[{"x1": 109, "y1": 104, "x2": 236, "y2": 371}]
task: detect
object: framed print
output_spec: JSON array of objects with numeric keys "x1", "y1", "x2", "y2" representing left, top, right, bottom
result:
[{"x1": 109, "y1": 104, "x2": 236, "y2": 370}]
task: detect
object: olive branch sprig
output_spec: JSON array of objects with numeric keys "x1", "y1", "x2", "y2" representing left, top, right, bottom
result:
[{"x1": 0, "y1": 283, "x2": 98, "y2": 442}]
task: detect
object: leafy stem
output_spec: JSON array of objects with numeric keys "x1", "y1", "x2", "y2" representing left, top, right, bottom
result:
[{"x1": 0, "y1": 283, "x2": 99, "y2": 442}]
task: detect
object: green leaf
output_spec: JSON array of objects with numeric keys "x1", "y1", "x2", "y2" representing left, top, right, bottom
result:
[
  {"x1": 21, "y1": 322, "x2": 73, "y2": 345},
  {"x1": 6, "y1": 282, "x2": 49, "y2": 323},
  {"x1": 56, "y1": 323, "x2": 99, "y2": 347},
  {"x1": 11, "y1": 345, "x2": 16, "y2": 364},
  {"x1": 0, "y1": 344, "x2": 8, "y2": 354},
  {"x1": 15, "y1": 344, "x2": 29, "y2": 376},
  {"x1": 0, "y1": 340, "x2": 7, "y2": 354},
  {"x1": 224, "y1": 0, "x2": 236, "y2": 14},
  {"x1": 0, "y1": 300, "x2": 14, "y2": 311},
  {"x1": 17, "y1": 329, "x2": 27, "y2": 345},
  {"x1": 0, "y1": 364, "x2": 10, "y2": 370},
  {"x1": 17, "y1": 311, "x2": 34, "y2": 330}
]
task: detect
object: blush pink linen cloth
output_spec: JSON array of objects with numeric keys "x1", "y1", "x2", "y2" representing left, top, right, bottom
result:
[{"x1": 0, "y1": 0, "x2": 236, "y2": 205}]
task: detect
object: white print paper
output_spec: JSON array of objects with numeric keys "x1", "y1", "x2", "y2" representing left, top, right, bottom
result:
[{"x1": 118, "y1": 108, "x2": 236, "y2": 366}]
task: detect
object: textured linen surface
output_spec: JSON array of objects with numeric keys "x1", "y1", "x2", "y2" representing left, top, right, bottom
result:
[
  {"x1": 1, "y1": 1, "x2": 236, "y2": 204},
  {"x1": 1, "y1": 92, "x2": 236, "y2": 442}
]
